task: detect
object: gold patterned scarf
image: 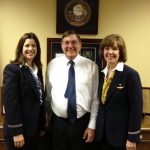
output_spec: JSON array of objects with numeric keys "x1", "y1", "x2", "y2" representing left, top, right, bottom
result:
[{"x1": 101, "y1": 72, "x2": 115, "y2": 104}]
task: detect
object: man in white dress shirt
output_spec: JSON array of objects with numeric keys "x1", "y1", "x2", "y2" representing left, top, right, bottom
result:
[{"x1": 46, "y1": 30, "x2": 99, "y2": 150}]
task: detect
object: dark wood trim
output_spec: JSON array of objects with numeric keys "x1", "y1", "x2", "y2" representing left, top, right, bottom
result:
[{"x1": 143, "y1": 87, "x2": 150, "y2": 89}]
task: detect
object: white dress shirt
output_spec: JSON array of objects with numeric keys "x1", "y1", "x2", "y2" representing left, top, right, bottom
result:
[{"x1": 46, "y1": 55, "x2": 99, "y2": 129}]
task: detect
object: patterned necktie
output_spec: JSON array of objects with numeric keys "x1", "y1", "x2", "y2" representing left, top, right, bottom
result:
[{"x1": 64, "y1": 60, "x2": 77, "y2": 123}]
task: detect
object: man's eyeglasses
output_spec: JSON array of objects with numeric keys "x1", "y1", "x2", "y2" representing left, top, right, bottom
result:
[{"x1": 62, "y1": 41, "x2": 79, "y2": 46}]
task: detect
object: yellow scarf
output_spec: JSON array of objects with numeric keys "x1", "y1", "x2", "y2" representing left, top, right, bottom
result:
[{"x1": 101, "y1": 72, "x2": 115, "y2": 104}]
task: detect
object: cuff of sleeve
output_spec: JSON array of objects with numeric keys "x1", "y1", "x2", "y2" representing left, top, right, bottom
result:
[
  {"x1": 88, "y1": 118, "x2": 96, "y2": 129},
  {"x1": 128, "y1": 132, "x2": 141, "y2": 143},
  {"x1": 8, "y1": 126, "x2": 24, "y2": 136}
]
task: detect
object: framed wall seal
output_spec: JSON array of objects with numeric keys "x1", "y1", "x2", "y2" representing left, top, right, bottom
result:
[{"x1": 56, "y1": 0, "x2": 99, "y2": 34}]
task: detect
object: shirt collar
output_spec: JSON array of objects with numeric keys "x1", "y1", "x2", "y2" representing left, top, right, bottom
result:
[
  {"x1": 65, "y1": 54, "x2": 80, "y2": 66},
  {"x1": 101, "y1": 62, "x2": 124, "y2": 76}
]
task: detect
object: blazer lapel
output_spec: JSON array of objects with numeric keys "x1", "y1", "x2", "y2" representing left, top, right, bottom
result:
[
  {"x1": 21, "y1": 66, "x2": 39, "y2": 97},
  {"x1": 98, "y1": 73, "x2": 105, "y2": 99}
]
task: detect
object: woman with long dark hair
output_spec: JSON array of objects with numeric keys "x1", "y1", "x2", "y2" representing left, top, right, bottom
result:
[{"x1": 3, "y1": 32, "x2": 46, "y2": 150}]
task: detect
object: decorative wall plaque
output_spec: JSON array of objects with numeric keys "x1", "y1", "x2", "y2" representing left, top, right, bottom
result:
[{"x1": 56, "y1": 0, "x2": 99, "y2": 34}]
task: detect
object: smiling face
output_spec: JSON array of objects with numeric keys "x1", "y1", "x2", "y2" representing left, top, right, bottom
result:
[
  {"x1": 22, "y1": 39, "x2": 37, "y2": 64},
  {"x1": 103, "y1": 44, "x2": 120, "y2": 67},
  {"x1": 61, "y1": 34, "x2": 81, "y2": 60},
  {"x1": 100, "y1": 34, "x2": 127, "y2": 68}
]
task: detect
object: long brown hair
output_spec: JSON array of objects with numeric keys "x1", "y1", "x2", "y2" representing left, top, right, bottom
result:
[{"x1": 11, "y1": 32, "x2": 42, "y2": 69}]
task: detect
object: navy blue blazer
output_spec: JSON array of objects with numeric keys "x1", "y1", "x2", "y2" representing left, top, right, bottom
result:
[
  {"x1": 95, "y1": 65, "x2": 143, "y2": 147},
  {"x1": 3, "y1": 63, "x2": 46, "y2": 137}
]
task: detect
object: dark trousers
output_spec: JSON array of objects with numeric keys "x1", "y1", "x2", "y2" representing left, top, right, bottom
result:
[
  {"x1": 50, "y1": 113, "x2": 94, "y2": 150},
  {"x1": 5, "y1": 135, "x2": 38, "y2": 150}
]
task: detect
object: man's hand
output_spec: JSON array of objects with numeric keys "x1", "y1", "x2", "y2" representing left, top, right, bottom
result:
[{"x1": 83, "y1": 128, "x2": 95, "y2": 143}]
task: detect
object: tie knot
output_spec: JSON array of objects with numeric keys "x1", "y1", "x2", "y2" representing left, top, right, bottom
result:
[{"x1": 69, "y1": 60, "x2": 74, "y2": 66}]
